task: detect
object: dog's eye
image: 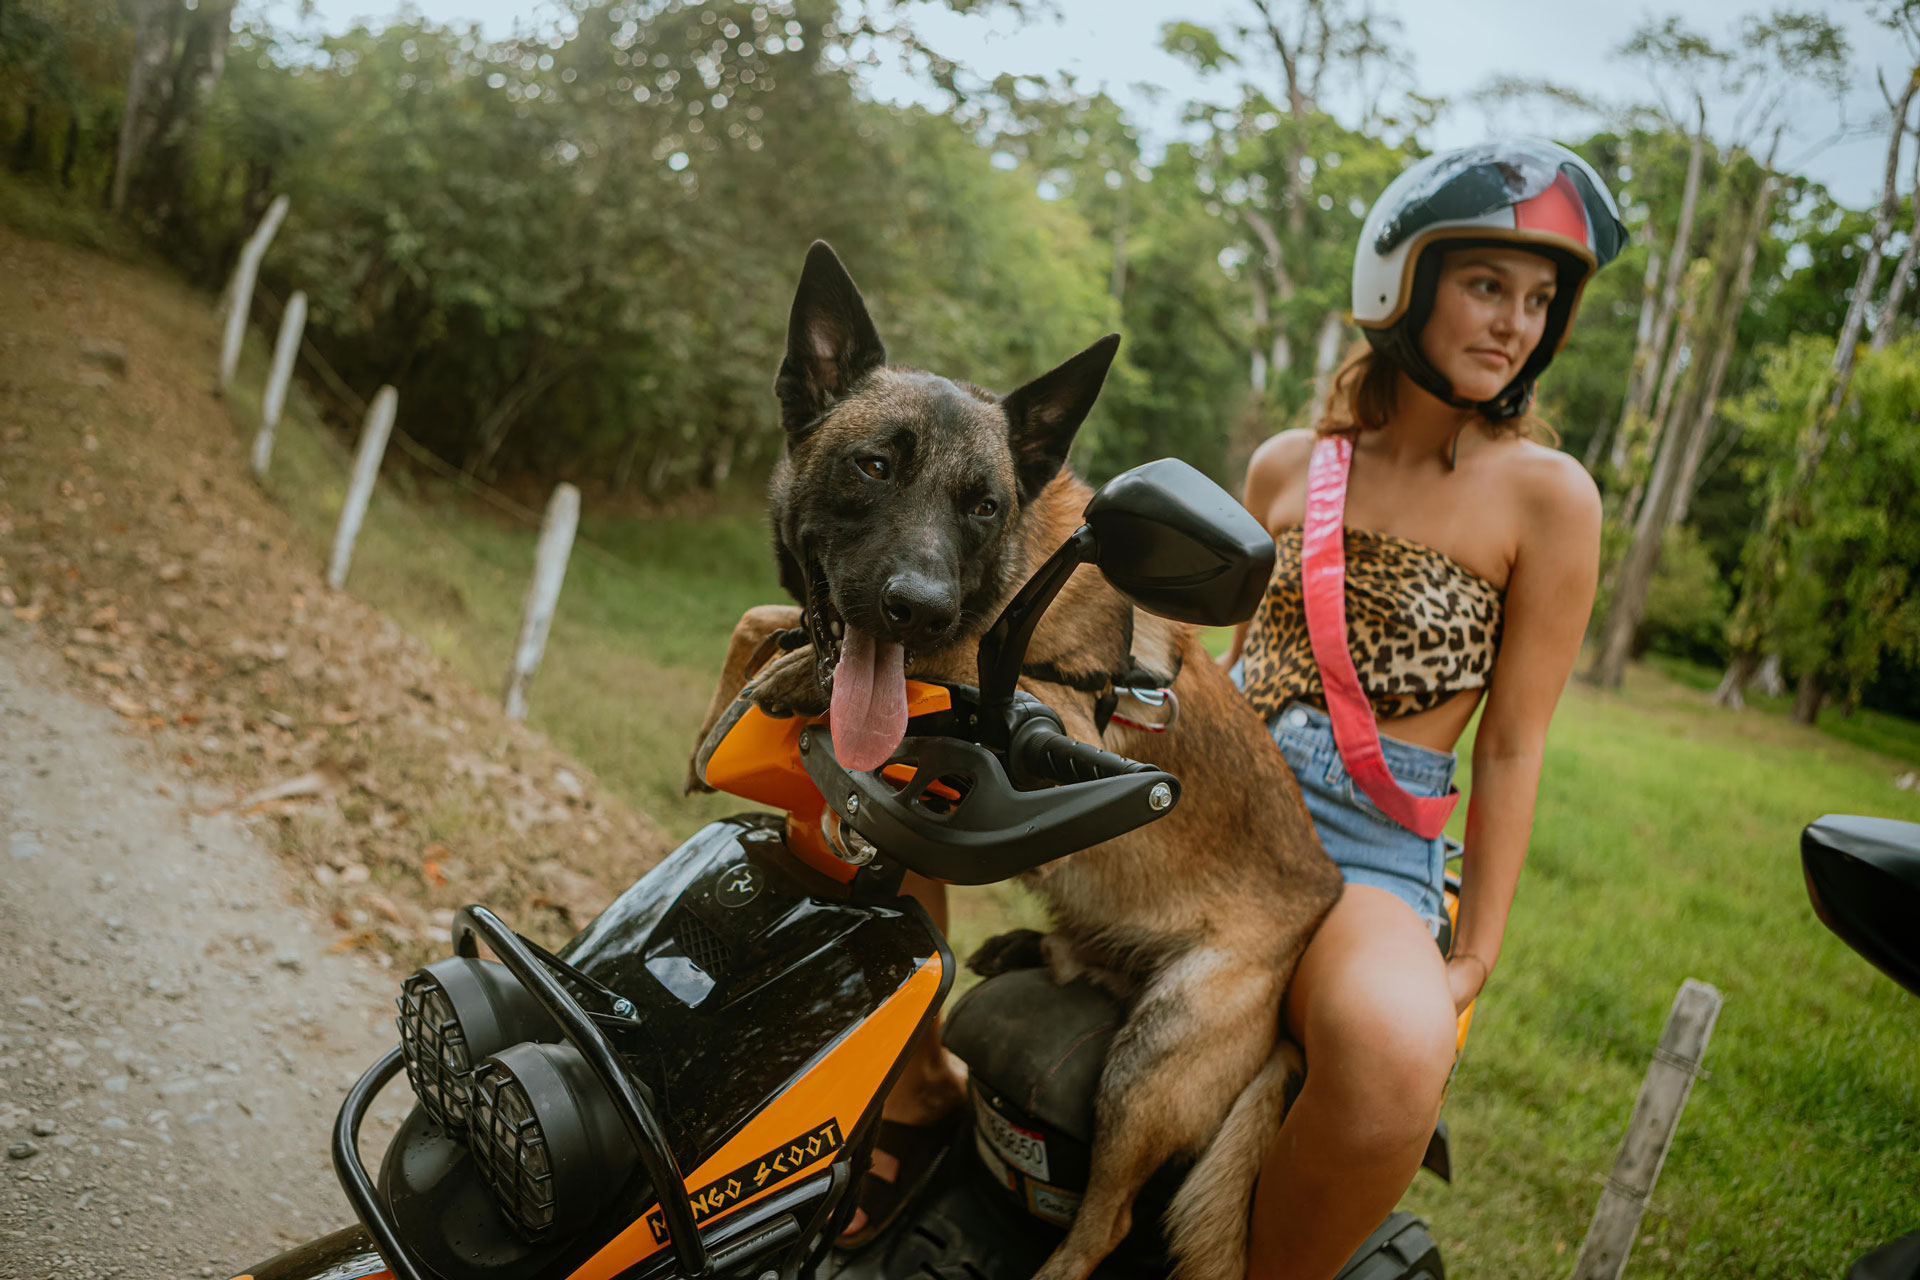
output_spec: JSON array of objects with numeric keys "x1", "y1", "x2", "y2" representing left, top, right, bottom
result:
[
  {"x1": 856, "y1": 456, "x2": 890, "y2": 481},
  {"x1": 972, "y1": 498, "x2": 999, "y2": 519}
]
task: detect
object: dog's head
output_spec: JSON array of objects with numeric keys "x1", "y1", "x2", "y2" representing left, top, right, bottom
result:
[{"x1": 768, "y1": 241, "x2": 1119, "y2": 768}]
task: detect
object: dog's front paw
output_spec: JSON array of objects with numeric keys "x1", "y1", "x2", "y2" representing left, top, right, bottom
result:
[
  {"x1": 967, "y1": 928, "x2": 1047, "y2": 978},
  {"x1": 747, "y1": 646, "x2": 828, "y2": 718}
]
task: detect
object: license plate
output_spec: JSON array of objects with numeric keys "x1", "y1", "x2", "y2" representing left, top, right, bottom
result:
[{"x1": 978, "y1": 1101, "x2": 1050, "y2": 1181}]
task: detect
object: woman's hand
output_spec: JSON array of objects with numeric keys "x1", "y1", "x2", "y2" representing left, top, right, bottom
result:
[{"x1": 1446, "y1": 952, "x2": 1488, "y2": 1015}]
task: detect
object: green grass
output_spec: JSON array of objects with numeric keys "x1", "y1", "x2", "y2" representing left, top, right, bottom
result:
[
  {"x1": 219, "y1": 254, "x2": 1920, "y2": 1280},
  {"x1": 1404, "y1": 669, "x2": 1920, "y2": 1275},
  {"x1": 0, "y1": 174, "x2": 153, "y2": 263},
  {"x1": 1647, "y1": 652, "x2": 1920, "y2": 768}
]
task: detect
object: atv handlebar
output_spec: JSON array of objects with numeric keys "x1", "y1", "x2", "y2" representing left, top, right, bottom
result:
[
  {"x1": 797, "y1": 687, "x2": 1180, "y2": 886},
  {"x1": 1008, "y1": 721, "x2": 1159, "y2": 788}
]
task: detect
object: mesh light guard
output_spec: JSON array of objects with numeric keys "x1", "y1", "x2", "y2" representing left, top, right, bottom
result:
[
  {"x1": 469, "y1": 1059, "x2": 561, "y2": 1237},
  {"x1": 396, "y1": 973, "x2": 474, "y2": 1128}
]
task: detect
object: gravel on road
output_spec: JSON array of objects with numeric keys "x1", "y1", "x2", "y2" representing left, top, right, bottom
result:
[{"x1": 1, "y1": 630, "x2": 410, "y2": 1280}]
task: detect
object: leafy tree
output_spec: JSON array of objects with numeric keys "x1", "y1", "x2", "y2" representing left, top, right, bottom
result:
[{"x1": 1726, "y1": 335, "x2": 1920, "y2": 718}]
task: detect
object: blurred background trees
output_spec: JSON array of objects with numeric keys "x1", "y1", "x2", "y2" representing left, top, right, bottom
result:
[{"x1": 3, "y1": 0, "x2": 1917, "y2": 724}]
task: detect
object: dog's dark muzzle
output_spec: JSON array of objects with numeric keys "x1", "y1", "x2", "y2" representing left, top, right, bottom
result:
[{"x1": 879, "y1": 572, "x2": 959, "y2": 649}]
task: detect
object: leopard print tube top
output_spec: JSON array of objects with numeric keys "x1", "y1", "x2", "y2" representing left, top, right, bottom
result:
[{"x1": 1239, "y1": 527, "x2": 1505, "y2": 721}]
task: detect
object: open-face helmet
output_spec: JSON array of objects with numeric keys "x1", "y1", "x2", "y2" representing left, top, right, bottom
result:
[{"x1": 1352, "y1": 138, "x2": 1627, "y2": 419}]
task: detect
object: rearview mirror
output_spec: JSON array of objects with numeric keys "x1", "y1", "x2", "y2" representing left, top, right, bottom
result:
[
  {"x1": 1802, "y1": 814, "x2": 1920, "y2": 999},
  {"x1": 1084, "y1": 458, "x2": 1276, "y2": 627}
]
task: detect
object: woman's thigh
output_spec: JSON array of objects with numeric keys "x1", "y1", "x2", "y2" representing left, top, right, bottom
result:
[{"x1": 1283, "y1": 884, "x2": 1458, "y2": 1114}]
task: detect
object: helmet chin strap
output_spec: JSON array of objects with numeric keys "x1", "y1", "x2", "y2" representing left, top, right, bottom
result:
[{"x1": 1366, "y1": 322, "x2": 1537, "y2": 434}]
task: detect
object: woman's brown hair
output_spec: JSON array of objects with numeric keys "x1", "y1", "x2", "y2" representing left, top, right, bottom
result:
[{"x1": 1313, "y1": 342, "x2": 1558, "y2": 446}]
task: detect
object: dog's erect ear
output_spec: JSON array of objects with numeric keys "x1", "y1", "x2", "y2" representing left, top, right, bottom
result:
[
  {"x1": 775, "y1": 241, "x2": 887, "y2": 438},
  {"x1": 1002, "y1": 333, "x2": 1120, "y2": 501}
]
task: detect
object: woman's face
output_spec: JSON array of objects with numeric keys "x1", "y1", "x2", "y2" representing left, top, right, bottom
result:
[{"x1": 1416, "y1": 246, "x2": 1561, "y2": 402}]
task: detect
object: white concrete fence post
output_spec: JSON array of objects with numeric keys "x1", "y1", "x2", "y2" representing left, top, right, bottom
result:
[
  {"x1": 217, "y1": 194, "x2": 290, "y2": 393},
  {"x1": 503, "y1": 483, "x2": 582, "y2": 722},
  {"x1": 326, "y1": 385, "x2": 399, "y2": 591},
  {"x1": 251, "y1": 289, "x2": 307, "y2": 480},
  {"x1": 1568, "y1": 978, "x2": 1724, "y2": 1280}
]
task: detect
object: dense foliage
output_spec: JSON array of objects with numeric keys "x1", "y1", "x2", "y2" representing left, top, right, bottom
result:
[{"x1": 3, "y1": 0, "x2": 1916, "y2": 718}]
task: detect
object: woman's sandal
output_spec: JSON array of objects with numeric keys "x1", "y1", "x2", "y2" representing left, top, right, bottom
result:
[{"x1": 834, "y1": 1113, "x2": 961, "y2": 1250}]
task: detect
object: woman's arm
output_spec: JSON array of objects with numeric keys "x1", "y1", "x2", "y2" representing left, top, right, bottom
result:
[
  {"x1": 1219, "y1": 430, "x2": 1309, "y2": 668},
  {"x1": 1448, "y1": 452, "x2": 1601, "y2": 1012}
]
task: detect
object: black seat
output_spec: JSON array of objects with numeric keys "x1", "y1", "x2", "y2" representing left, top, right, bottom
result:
[
  {"x1": 1802, "y1": 815, "x2": 1920, "y2": 998},
  {"x1": 944, "y1": 966, "x2": 1119, "y2": 1144}
]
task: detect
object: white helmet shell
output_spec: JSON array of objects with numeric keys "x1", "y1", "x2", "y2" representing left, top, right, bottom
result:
[{"x1": 1351, "y1": 138, "x2": 1625, "y2": 332}]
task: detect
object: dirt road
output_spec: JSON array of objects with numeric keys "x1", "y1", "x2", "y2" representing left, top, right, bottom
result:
[{"x1": 1, "y1": 629, "x2": 406, "y2": 1280}]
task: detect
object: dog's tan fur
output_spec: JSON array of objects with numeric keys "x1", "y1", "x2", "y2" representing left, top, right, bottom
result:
[
  {"x1": 687, "y1": 244, "x2": 1342, "y2": 1280},
  {"x1": 692, "y1": 485, "x2": 1340, "y2": 1280}
]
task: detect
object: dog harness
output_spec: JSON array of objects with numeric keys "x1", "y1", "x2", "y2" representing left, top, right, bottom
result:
[{"x1": 1298, "y1": 434, "x2": 1467, "y2": 839}]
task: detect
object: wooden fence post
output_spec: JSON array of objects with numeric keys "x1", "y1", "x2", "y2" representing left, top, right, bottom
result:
[
  {"x1": 217, "y1": 194, "x2": 290, "y2": 393},
  {"x1": 251, "y1": 289, "x2": 307, "y2": 480},
  {"x1": 503, "y1": 483, "x2": 581, "y2": 721},
  {"x1": 1568, "y1": 978, "x2": 1723, "y2": 1280},
  {"x1": 327, "y1": 385, "x2": 398, "y2": 591}
]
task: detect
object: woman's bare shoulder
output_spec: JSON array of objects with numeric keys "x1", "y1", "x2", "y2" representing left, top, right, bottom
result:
[
  {"x1": 1491, "y1": 436, "x2": 1598, "y2": 513},
  {"x1": 1495, "y1": 438, "x2": 1601, "y2": 553}
]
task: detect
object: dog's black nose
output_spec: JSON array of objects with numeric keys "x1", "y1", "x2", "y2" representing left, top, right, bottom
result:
[{"x1": 880, "y1": 574, "x2": 958, "y2": 645}]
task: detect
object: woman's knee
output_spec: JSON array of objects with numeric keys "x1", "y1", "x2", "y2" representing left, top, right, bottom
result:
[
  {"x1": 1311, "y1": 995, "x2": 1456, "y2": 1152},
  {"x1": 1288, "y1": 889, "x2": 1458, "y2": 1150}
]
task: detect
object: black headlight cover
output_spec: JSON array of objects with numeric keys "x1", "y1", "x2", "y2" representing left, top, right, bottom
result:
[
  {"x1": 467, "y1": 1041, "x2": 639, "y2": 1240},
  {"x1": 395, "y1": 957, "x2": 556, "y2": 1130}
]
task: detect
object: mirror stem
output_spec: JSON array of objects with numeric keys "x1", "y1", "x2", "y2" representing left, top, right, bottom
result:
[{"x1": 978, "y1": 524, "x2": 1098, "y2": 708}]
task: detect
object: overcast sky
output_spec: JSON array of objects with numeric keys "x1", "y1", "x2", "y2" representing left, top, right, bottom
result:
[{"x1": 280, "y1": 0, "x2": 1906, "y2": 208}]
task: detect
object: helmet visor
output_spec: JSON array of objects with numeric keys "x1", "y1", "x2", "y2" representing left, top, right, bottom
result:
[{"x1": 1374, "y1": 139, "x2": 1624, "y2": 266}]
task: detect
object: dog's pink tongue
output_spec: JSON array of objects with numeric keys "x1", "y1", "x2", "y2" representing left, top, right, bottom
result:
[{"x1": 831, "y1": 626, "x2": 908, "y2": 772}]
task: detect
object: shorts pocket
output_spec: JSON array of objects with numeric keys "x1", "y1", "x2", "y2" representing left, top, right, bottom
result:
[{"x1": 1274, "y1": 731, "x2": 1318, "y2": 783}]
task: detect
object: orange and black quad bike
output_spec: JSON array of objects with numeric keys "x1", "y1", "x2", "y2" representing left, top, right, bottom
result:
[{"x1": 238, "y1": 458, "x2": 1305, "y2": 1280}]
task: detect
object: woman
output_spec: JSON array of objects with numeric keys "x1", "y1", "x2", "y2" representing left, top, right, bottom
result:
[{"x1": 1220, "y1": 138, "x2": 1625, "y2": 1278}]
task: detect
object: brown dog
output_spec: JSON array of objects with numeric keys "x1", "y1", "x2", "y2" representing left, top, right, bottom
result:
[{"x1": 690, "y1": 243, "x2": 1341, "y2": 1280}]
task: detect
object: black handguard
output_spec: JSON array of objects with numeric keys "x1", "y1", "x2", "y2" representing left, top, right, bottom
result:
[{"x1": 796, "y1": 696, "x2": 1179, "y2": 886}]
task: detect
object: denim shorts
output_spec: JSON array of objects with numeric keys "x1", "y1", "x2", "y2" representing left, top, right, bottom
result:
[{"x1": 1231, "y1": 664, "x2": 1455, "y2": 935}]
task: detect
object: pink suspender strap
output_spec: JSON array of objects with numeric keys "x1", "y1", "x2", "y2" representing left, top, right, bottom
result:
[{"x1": 1301, "y1": 434, "x2": 1459, "y2": 840}]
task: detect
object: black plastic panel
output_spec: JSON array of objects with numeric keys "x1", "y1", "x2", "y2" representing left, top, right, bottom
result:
[
  {"x1": 365, "y1": 815, "x2": 943, "y2": 1280},
  {"x1": 1802, "y1": 814, "x2": 1920, "y2": 998}
]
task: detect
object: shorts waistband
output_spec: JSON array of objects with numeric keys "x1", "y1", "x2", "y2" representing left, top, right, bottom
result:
[{"x1": 1268, "y1": 701, "x2": 1457, "y2": 795}]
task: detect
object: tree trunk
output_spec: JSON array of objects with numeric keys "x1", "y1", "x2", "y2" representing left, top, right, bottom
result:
[
  {"x1": 612, "y1": 432, "x2": 643, "y2": 491},
  {"x1": 1614, "y1": 103, "x2": 1706, "y2": 471},
  {"x1": 1711, "y1": 650, "x2": 1757, "y2": 710},
  {"x1": 135, "y1": 0, "x2": 234, "y2": 228},
  {"x1": 1753, "y1": 653, "x2": 1786, "y2": 697},
  {"x1": 1242, "y1": 205, "x2": 1296, "y2": 385},
  {"x1": 700, "y1": 431, "x2": 736, "y2": 490},
  {"x1": 1589, "y1": 379, "x2": 1700, "y2": 688},
  {"x1": 1823, "y1": 71, "x2": 1919, "y2": 411},
  {"x1": 1675, "y1": 152, "x2": 1780, "y2": 525},
  {"x1": 1618, "y1": 259, "x2": 1708, "y2": 528},
  {"x1": 1597, "y1": 224, "x2": 1665, "y2": 472},
  {"x1": 1717, "y1": 68, "x2": 1920, "y2": 697},
  {"x1": 111, "y1": 0, "x2": 177, "y2": 216},
  {"x1": 1790, "y1": 670, "x2": 1824, "y2": 725},
  {"x1": 1249, "y1": 274, "x2": 1270, "y2": 396},
  {"x1": 644, "y1": 449, "x2": 672, "y2": 499},
  {"x1": 1605, "y1": 225, "x2": 1666, "y2": 475},
  {"x1": 1871, "y1": 142, "x2": 1920, "y2": 353},
  {"x1": 59, "y1": 113, "x2": 80, "y2": 188},
  {"x1": 10, "y1": 102, "x2": 37, "y2": 172},
  {"x1": 1306, "y1": 308, "x2": 1346, "y2": 425}
]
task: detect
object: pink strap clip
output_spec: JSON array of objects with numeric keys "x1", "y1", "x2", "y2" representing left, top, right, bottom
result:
[{"x1": 1301, "y1": 434, "x2": 1459, "y2": 840}]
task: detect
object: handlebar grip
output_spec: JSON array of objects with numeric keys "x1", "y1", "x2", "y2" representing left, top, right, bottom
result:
[{"x1": 1010, "y1": 722, "x2": 1158, "y2": 788}]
